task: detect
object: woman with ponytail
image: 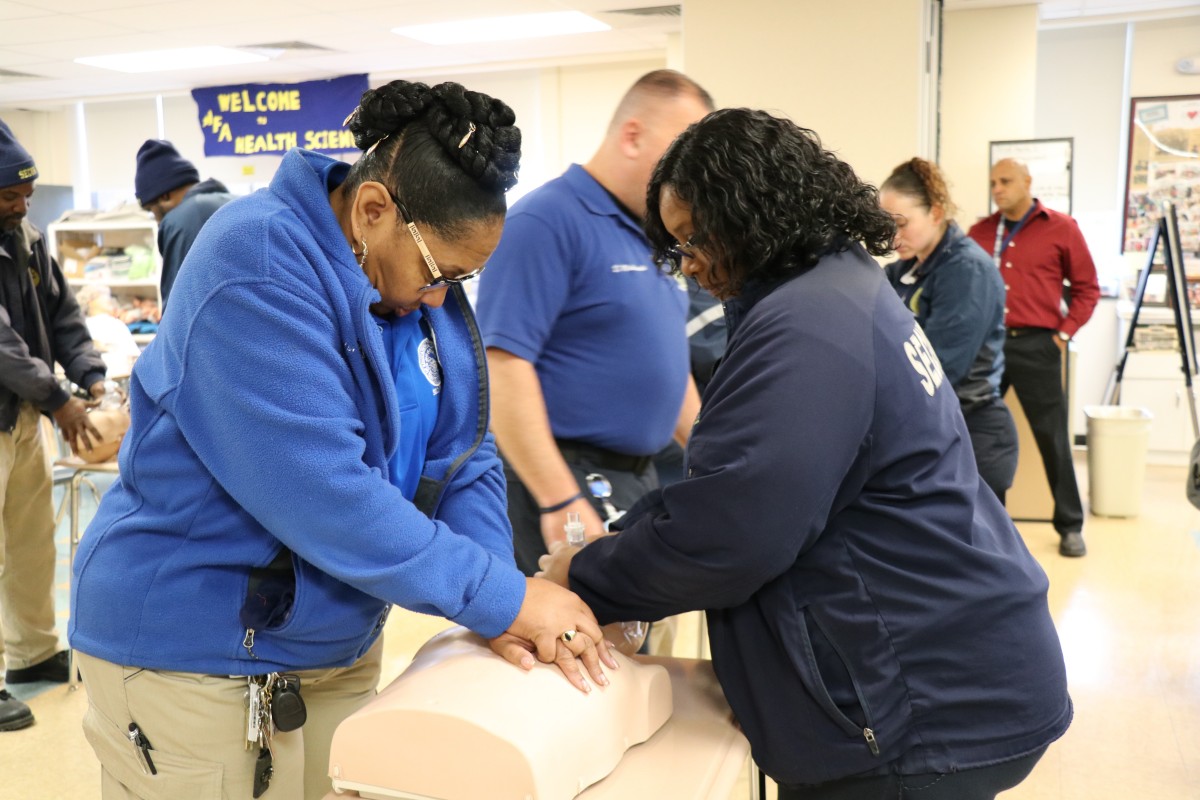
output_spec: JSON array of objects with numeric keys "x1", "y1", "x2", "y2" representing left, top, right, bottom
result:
[
  {"x1": 71, "y1": 80, "x2": 615, "y2": 800},
  {"x1": 880, "y1": 157, "x2": 1018, "y2": 504}
]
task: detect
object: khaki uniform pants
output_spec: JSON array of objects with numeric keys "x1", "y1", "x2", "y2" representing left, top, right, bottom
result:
[
  {"x1": 0, "y1": 403, "x2": 60, "y2": 687},
  {"x1": 77, "y1": 637, "x2": 383, "y2": 800}
]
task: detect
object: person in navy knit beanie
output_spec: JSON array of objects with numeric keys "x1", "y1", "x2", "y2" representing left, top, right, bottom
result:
[
  {"x1": 0, "y1": 117, "x2": 108, "y2": 733},
  {"x1": 0, "y1": 119, "x2": 38, "y2": 189},
  {"x1": 133, "y1": 139, "x2": 232, "y2": 311}
]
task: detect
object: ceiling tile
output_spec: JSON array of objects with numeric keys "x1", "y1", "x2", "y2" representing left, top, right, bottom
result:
[{"x1": 4, "y1": 14, "x2": 139, "y2": 43}]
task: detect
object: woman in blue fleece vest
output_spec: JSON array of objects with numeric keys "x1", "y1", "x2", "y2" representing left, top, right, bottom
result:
[
  {"x1": 70, "y1": 80, "x2": 613, "y2": 800},
  {"x1": 541, "y1": 109, "x2": 1071, "y2": 799}
]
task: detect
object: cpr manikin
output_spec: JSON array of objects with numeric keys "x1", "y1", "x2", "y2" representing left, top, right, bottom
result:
[{"x1": 328, "y1": 627, "x2": 673, "y2": 799}]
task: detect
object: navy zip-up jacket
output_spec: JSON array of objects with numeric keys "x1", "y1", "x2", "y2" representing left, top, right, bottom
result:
[
  {"x1": 569, "y1": 243, "x2": 1071, "y2": 786},
  {"x1": 884, "y1": 222, "x2": 1006, "y2": 413}
]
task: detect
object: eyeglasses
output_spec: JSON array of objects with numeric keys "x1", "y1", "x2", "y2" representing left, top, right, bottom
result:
[
  {"x1": 389, "y1": 190, "x2": 485, "y2": 293},
  {"x1": 665, "y1": 234, "x2": 698, "y2": 269}
]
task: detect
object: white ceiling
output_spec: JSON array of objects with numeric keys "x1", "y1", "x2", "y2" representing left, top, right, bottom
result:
[
  {"x1": 0, "y1": 0, "x2": 1197, "y2": 109},
  {"x1": 947, "y1": 0, "x2": 1198, "y2": 15},
  {"x1": 0, "y1": 0, "x2": 682, "y2": 107}
]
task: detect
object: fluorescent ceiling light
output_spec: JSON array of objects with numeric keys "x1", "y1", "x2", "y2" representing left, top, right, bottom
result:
[
  {"x1": 76, "y1": 46, "x2": 268, "y2": 74},
  {"x1": 394, "y1": 11, "x2": 610, "y2": 45}
]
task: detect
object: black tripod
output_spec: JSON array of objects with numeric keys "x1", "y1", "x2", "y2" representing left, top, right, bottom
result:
[{"x1": 1104, "y1": 201, "x2": 1199, "y2": 442}]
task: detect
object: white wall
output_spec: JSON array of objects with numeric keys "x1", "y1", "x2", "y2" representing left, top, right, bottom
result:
[
  {"x1": 552, "y1": 60, "x2": 663, "y2": 172},
  {"x1": 1129, "y1": 15, "x2": 1200, "y2": 98},
  {"x1": 683, "y1": 0, "x2": 931, "y2": 189},
  {"x1": 84, "y1": 98, "x2": 161, "y2": 208},
  {"x1": 0, "y1": 107, "x2": 73, "y2": 185},
  {"x1": 1036, "y1": 23, "x2": 1128, "y2": 276},
  {"x1": 942, "y1": 4, "x2": 1040, "y2": 228}
]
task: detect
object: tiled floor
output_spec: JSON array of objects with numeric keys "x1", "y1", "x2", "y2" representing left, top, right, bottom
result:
[{"x1": 8, "y1": 455, "x2": 1200, "y2": 799}]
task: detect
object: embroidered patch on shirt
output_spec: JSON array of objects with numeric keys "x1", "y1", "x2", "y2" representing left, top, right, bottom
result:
[{"x1": 418, "y1": 338, "x2": 442, "y2": 394}]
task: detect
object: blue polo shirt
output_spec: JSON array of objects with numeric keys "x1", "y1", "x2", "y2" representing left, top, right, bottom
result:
[
  {"x1": 375, "y1": 310, "x2": 441, "y2": 499},
  {"x1": 477, "y1": 164, "x2": 689, "y2": 456}
]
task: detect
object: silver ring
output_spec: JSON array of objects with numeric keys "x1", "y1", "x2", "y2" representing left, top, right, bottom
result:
[{"x1": 561, "y1": 629, "x2": 577, "y2": 644}]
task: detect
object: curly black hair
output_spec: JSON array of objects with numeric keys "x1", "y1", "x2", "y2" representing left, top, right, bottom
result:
[
  {"x1": 341, "y1": 80, "x2": 522, "y2": 237},
  {"x1": 645, "y1": 108, "x2": 895, "y2": 294}
]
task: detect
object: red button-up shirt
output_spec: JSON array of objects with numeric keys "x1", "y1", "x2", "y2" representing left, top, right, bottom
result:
[{"x1": 967, "y1": 200, "x2": 1100, "y2": 338}]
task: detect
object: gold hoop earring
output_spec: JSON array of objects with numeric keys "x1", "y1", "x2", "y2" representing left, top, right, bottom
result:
[{"x1": 357, "y1": 238, "x2": 368, "y2": 269}]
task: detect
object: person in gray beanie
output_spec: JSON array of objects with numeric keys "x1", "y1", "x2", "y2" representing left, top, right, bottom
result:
[
  {"x1": 0, "y1": 118, "x2": 108, "y2": 732},
  {"x1": 134, "y1": 139, "x2": 233, "y2": 312}
]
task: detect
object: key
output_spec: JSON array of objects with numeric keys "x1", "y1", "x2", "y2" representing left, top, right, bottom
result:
[
  {"x1": 246, "y1": 680, "x2": 262, "y2": 749},
  {"x1": 127, "y1": 722, "x2": 157, "y2": 776},
  {"x1": 252, "y1": 745, "x2": 273, "y2": 798},
  {"x1": 259, "y1": 675, "x2": 276, "y2": 744}
]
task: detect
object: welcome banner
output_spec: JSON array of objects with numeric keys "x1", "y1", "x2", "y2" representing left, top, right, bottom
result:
[{"x1": 192, "y1": 74, "x2": 368, "y2": 157}]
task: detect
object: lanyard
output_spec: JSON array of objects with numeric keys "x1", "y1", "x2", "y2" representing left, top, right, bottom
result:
[{"x1": 992, "y1": 205, "x2": 1035, "y2": 267}]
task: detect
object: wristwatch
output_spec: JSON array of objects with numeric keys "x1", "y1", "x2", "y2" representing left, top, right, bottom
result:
[{"x1": 1057, "y1": 331, "x2": 1070, "y2": 342}]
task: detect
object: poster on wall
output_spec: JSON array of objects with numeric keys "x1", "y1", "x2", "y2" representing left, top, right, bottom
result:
[
  {"x1": 1123, "y1": 94, "x2": 1200, "y2": 257},
  {"x1": 988, "y1": 138, "x2": 1073, "y2": 216},
  {"x1": 191, "y1": 74, "x2": 368, "y2": 158}
]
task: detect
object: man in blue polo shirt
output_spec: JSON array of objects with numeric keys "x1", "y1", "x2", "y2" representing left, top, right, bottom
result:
[{"x1": 478, "y1": 70, "x2": 713, "y2": 577}]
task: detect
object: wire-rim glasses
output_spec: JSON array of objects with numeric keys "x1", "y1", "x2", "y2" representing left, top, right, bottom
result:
[{"x1": 665, "y1": 234, "x2": 698, "y2": 270}]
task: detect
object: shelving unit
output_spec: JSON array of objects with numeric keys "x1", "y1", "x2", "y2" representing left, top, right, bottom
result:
[{"x1": 46, "y1": 215, "x2": 161, "y2": 345}]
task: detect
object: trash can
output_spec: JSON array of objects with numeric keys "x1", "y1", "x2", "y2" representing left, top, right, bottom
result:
[{"x1": 1084, "y1": 405, "x2": 1153, "y2": 517}]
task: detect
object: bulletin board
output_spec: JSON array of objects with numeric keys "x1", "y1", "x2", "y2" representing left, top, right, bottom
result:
[
  {"x1": 1123, "y1": 94, "x2": 1200, "y2": 256},
  {"x1": 988, "y1": 137, "x2": 1073, "y2": 215}
]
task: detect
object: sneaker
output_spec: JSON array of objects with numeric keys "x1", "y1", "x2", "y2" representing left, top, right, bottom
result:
[
  {"x1": 1058, "y1": 531, "x2": 1087, "y2": 558},
  {"x1": 5, "y1": 650, "x2": 70, "y2": 684},
  {"x1": 0, "y1": 690, "x2": 34, "y2": 731}
]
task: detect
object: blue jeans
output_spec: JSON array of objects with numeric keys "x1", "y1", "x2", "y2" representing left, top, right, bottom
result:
[{"x1": 777, "y1": 747, "x2": 1046, "y2": 800}]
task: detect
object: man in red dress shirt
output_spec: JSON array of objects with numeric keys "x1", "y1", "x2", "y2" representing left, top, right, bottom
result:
[{"x1": 968, "y1": 158, "x2": 1099, "y2": 557}]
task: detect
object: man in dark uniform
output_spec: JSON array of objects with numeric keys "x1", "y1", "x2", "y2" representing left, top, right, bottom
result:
[
  {"x1": 134, "y1": 139, "x2": 233, "y2": 312},
  {"x1": 0, "y1": 119, "x2": 107, "y2": 730}
]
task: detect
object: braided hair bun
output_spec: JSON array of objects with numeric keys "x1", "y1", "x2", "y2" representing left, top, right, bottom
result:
[
  {"x1": 882, "y1": 157, "x2": 957, "y2": 220},
  {"x1": 346, "y1": 80, "x2": 521, "y2": 192}
]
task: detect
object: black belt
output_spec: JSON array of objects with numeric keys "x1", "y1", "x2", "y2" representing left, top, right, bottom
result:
[
  {"x1": 555, "y1": 438, "x2": 653, "y2": 474},
  {"x1": 1006, "y1": 327, "x2": 1052, "y2": 338}
]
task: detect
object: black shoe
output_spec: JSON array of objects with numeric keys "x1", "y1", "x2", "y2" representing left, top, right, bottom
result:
[
  {"x1": 6, "y1": 650, "x2": 70, "y2": 684},
  {"x1": 0, "y1": 690, "x2": 34, "y2": 731},
  {"x1": 1058, "y1": 532, "x2": 1087, "y2": 558}
]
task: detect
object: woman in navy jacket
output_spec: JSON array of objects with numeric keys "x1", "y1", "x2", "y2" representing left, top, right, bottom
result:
[
  {"x1": 881, "y1": 158, "x2": 1018, "y2": 504},
  {"x1": 541, "y1": 109, "x2": 1071, "y2": 799},
  {"x1": 72, "y1": 81, "x2": 612, "y2": 800}
]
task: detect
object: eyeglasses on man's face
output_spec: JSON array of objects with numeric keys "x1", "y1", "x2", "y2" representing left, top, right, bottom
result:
[{"x1": 388, "y1": 190, "x2": 485, "y2": 293}]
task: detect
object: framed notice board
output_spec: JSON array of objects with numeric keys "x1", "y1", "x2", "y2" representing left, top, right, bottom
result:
[
  {"x1": 1123, "y1": 94, "x2": 1200, "y2": 258},
  {"x1": 988, "y1": 137, "x2": 1073, "y2": 215}
]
